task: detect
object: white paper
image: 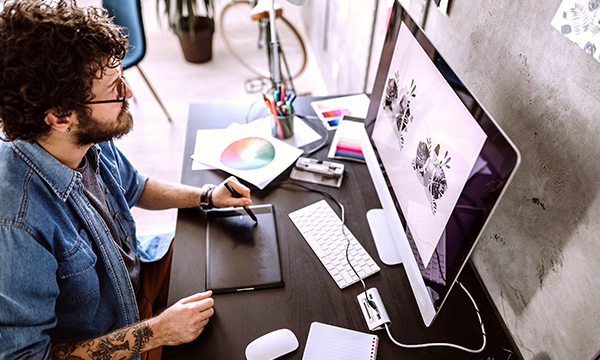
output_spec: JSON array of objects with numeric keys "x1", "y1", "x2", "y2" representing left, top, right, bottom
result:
[
  {"x1": 192, "y1": 126, "x2": 302, "y2": 189},
  {"x1": 327, "y1": 119, "x2": 365, "y2": 162},
  {"x1": 302, "y1": 322, "x2": 378, "y2": 360},
  {"x1": 192, "y1": 129, "x2": 220, "y2": 170},
  {"x1": 310, "y1": 94, "x2": 370, "y2": 129},
  {"x1": 191, "y1": 116, "x2": 320, "y2": 171},
  {"x1": 234, "y1": 116, "x2": 322, "y2": 148},
  {"x1": 551, "y1": 0, "x2": 600, "y2": 63},
  {"x1": 436, "y1": 0, "x2": 450, "y2": 15}
]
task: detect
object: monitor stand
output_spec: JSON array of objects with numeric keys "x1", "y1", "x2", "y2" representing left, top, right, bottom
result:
[{"x1": 366, "y1": 209, "x2": 403, "y2": 265}]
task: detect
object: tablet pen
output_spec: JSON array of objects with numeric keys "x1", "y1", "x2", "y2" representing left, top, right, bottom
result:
[{"x1": 224, "y1": 181, "x2": 257, "y2": 222}]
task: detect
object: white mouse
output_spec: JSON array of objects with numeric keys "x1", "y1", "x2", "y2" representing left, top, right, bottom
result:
[{"x1": 245, "y1": 328, "x2": 299, "y2": 360}]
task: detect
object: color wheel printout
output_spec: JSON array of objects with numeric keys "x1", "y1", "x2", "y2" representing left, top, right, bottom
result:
[{"x1": 192, "y1": 126, "x2": 302, "y2": 189}]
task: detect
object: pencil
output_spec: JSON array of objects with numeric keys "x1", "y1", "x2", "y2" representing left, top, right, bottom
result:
[{"x1": 224, "y1": 181, "x2": 257, "y2": 222}]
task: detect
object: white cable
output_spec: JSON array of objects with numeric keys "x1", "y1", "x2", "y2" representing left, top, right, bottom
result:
[
  {"x1": 384, "y1": 281, "x2": 487, "y2": 354},
  {"x1": 283, "y1": 183, "x2": 486, "y2": 353}
]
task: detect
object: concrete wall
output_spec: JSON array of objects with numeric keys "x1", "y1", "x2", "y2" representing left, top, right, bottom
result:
[{"x1": 303, "y1": 0, "x2": 600, "y2": 359}]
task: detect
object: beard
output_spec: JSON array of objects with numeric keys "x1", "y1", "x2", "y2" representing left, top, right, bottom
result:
[{"x1": 73, "y1": 101, "x2": 134, "y2": 146}]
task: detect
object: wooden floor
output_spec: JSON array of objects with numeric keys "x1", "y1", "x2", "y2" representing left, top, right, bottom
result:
[{"x1": 112, "y1": 1, "x2": 327, "y2": 236}]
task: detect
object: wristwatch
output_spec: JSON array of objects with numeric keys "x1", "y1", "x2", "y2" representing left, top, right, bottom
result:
[{"x1": 200, "y1": 184, "x2": 216, "y2": 209}]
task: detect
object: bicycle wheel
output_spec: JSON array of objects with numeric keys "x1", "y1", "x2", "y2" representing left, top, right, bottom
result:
[{"x1": 219, "y1": 0, "x2": 307, "y2": 80}]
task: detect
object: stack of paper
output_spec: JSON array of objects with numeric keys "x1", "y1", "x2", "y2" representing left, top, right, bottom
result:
[
  {"x1": 310, "y1": 94, "x2": 370, "y2": 129},
  {"x1": 327, "y1": 119, "x2": 366, "y2": 163},
  {"x1": 191, "y1": 116, "x2": 320, "y2": 189}
]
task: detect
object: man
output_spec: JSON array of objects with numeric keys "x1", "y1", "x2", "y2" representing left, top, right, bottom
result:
[{"x1": 0, "y1": 1, "x2": 252, "y2": 359}]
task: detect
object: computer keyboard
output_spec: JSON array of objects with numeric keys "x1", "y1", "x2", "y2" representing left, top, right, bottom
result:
[{"x1": 288, "y1": 200, "x2": 380, "y2": 289}]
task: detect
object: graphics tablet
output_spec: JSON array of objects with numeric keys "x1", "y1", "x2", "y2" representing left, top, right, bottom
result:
[{"x1": 206, "y1": 204, "x2": 284, "y2": 293}]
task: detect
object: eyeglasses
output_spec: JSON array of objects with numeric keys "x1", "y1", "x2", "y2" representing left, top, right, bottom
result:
[{"x1": 84, "y1": 75, "x2": 129, "y2": 109}]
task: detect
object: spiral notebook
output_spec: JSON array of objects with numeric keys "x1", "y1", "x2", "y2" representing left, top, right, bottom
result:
[{"x1": 302, "y1": 322, "x2": 378, "y2": 360}]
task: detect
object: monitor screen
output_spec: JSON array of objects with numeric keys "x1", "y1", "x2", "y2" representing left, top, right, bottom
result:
[{"x1": 361, "y1": 0, "x2": 520, "y2": 326}]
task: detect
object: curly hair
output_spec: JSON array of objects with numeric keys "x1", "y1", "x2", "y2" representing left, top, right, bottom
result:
[{"x1": 0, "y1": 0, "x2": 128, "y2": 142}]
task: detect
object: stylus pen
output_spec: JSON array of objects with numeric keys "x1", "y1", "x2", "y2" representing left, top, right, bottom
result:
[{"x1": 224, "y1": 181, "x2": 257, "y2": 222}]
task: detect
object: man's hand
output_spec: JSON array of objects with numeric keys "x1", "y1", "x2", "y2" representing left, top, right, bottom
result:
[
  {"x1": 150, "y1": 291, "x2": 215, "y2": 346},
  {"x1": 212, "y1": 176, "x2": 252, "y2": 209},
  {"x1": 49, "y1": 292, "x2": 215, "y2": 360}
]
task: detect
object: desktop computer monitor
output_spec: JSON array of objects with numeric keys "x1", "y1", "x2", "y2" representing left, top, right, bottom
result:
[{"x1": 360, "y1": 0, "x2": 521, "y2": 326}]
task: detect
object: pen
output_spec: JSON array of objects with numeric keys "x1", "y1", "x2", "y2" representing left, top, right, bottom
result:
[{"x1": 224, "y1": 181, "x2": 257, "y2": 222}]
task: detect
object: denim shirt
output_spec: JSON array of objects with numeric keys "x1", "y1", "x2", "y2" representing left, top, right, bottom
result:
[{"x1": 0, "y1": 140, "x2": 172, "y2": 360}]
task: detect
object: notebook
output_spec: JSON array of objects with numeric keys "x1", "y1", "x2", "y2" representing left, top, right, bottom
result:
[
  {"x1": 205, "y1": 204, "x2": 284, "y2": 293},
  {"x1": 302, "y1": 322, "x2": 379, "y2": 360}
]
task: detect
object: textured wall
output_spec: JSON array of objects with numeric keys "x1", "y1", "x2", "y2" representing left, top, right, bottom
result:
[{"x1": 303, "y1": 0, "x2": 600, "y2": 359}]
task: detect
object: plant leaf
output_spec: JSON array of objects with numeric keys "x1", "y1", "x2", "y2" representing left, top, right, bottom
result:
[{"x1": 571, "y1": 2, "x2": 594, "y2": 35}]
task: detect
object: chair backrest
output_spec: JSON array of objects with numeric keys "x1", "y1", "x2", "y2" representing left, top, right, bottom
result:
[{"x1": 102, "y1": 0, "x2": 146, "y2": 69}]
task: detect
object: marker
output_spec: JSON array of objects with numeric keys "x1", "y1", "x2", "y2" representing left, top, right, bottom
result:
[{"x1": 224, "y1": 181, "x2": 257, "y2": 222}]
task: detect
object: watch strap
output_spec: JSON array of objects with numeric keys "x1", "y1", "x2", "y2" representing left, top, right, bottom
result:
[{"x1": 200, "y1": 184, "x2": 216, "y2": 209}]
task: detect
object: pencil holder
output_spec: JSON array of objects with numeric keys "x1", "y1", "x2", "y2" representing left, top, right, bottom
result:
[{"x1": 271, "y1": 112, "x2": 294, "y2": 139}]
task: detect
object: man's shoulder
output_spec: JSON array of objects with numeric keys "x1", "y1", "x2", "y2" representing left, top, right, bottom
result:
[
  {"x1": 0, "y1": 141, "x2": 47, "y2": 184},
  {"x1": 0, "y1": 141, "x2": 62, "y2": 219},
  {"x1": 0, "y1": 141, "x2": 29, "y2": 186}
]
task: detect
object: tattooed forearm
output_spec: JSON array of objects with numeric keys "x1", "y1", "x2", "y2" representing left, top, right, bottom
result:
[
  {"x1": 49, "y1": 321, "x2": 155, "y2": 360},
  {"x1": 89, "y1": 340, "x2": 129, "y2": 359},
  {"x1": 131, "y1": 323, "x2": 154, "y2": 353},
  {"x1": 49, "y1": 340, "x2": 87, "y2": 360}
]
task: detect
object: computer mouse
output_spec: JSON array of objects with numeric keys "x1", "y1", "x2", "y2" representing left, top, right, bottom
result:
[{"x1": 245, "y1": 328, "x2": 299, "y2": 360}]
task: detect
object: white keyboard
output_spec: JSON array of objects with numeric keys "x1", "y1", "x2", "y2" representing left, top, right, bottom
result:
[{"x1": 288, "y1": 200, "x2": 380, "y2": 289}]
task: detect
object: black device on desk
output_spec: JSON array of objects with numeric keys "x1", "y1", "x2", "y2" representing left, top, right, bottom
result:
[{"x1": 206, "y1": 204, "x2": 283, "y2": 293}]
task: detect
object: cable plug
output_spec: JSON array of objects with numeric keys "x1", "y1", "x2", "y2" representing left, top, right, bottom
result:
[{"x1": 357, "y1": 287, "x2": 391, "y2": 331}]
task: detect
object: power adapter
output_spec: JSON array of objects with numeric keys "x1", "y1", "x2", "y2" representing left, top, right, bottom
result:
[{"x1": 357, "y1": 287, "x2": 391, "y2": 331}]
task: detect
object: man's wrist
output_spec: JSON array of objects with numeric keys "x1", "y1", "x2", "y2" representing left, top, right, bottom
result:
[
  {"x1": 200, "y1": 184, "x2": 216, "y2": 209},
  {"x1": 145, "y1": 316, "x2": 165, "y2": 349}
]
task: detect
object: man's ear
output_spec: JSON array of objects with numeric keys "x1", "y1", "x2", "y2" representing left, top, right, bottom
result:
[{"x1": 44, "y1": 109, "x2": 72, "y2": 133}]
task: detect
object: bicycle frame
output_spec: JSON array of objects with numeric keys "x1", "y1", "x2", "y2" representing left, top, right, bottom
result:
[
  {"x1": 268, "y1": 0, "x2": 280, "y2": 84},
  {"x1": 247, "y1": 0, "x2": 296, "y2": 94},
  {"x1": 263, "y1": 18, "x2": 296, "y2": 93}
]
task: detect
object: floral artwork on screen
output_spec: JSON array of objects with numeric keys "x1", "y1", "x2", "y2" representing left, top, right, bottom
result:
[
  {"x1": 383, "y1": 74, "x2": 417, "y2": 150},
  {"x1": 412, "y1": 138, "x2": 451, "y2": 215},
  {"x1": 372, "y1": 23, "x2": 487, "y2": 267}
]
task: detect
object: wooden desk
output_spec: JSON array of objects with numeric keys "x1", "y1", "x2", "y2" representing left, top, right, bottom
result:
[{"x1": 163, "y1": 97, "x2": 518, "y2": 359}]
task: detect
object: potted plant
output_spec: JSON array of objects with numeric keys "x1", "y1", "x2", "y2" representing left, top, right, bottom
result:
[{"x1": 158, "y1": 0, "x2": 215, "y2": 63}]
